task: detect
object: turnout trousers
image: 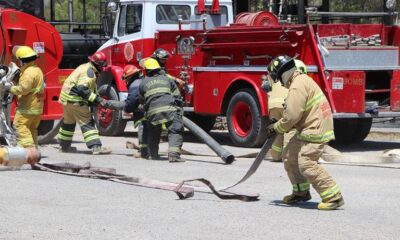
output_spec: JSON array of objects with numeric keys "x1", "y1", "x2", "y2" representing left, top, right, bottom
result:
[
  {"x1": 137, "y1": 120, "x2": 149, "y2": 157},
  {"x1": 147, "y1": 111, "x2": 183, "y2": 159},
  {"x1": 14, "y1": 112, "x2": 41, "y2": 148},
  {"x1": 282, "y1": 137, "x2": 341, "y2": 201},
  {"x1": 57, "y1": 103, "x2": 101, "y2": 149}
]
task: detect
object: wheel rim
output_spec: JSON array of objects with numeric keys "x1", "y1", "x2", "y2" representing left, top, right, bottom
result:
[
  {"x1": 232, "y1": 101, "x2": 252, "y2": 137},
  {"x1": 96, "y1": 96, "x2": 113, "y2": 128}
]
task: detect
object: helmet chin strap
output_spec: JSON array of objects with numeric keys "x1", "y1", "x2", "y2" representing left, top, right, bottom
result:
[{"x1": 92, "y1": 62, "x2": 103, "y2": 72}]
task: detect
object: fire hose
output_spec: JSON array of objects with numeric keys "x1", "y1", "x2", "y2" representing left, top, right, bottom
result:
[{"x1": 32, "y1": 133, "x2": 276, "y2": 202}]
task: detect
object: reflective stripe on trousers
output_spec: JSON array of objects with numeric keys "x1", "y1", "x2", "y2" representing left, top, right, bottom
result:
[{"x1": 59, "y1": 104, "x2": 101, "y2": 149}]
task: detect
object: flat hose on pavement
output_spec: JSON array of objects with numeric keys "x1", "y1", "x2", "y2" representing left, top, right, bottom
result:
[
  {"x1": 183, "y1": 116, "x2": 234, "y2": 164},
  {"x1": 175, "y1": 133, "x2": 277, "y2": 201}
]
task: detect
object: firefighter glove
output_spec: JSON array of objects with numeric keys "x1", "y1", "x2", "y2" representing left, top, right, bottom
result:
[
  {"x1": 95, "y1": 95, "x2": 107, "y2": 106},
  {"x1": 266, "y1": 123, "x2": 276, "y2": 137},
  {"x1": 175, "y1": 96, "x2": 184, "y2": 107},
  {"x1": 75, "y1": 85, "x2": 92, "y2": 100}
]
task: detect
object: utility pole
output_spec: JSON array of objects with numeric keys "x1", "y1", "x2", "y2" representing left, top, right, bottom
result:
[
  {"x1": 297, "y1": 0, "x2": 306, "y2": 24},
  {"x1": 383, "y1": 0, "x2": 395, "y2": 25},
  {"x1": 321, "y1": 0, "x2": 329, "y2": 24},
  {"x1": 234, "y1": 0, "x2": 250, "y2": 14}
]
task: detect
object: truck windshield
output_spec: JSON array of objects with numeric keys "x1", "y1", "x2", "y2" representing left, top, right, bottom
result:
[
  {"x1": 118, "y1": 4, "x2": 143, "y2": 36},
  {"x1": 156, "y1": 5, "x2": 191, "y2": 24}
]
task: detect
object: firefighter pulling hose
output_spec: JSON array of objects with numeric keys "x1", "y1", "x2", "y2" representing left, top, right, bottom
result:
[
  {"x1": 0, "y1": 55, "x2": 41, "y2": 167},
  {"x1": 266, "y1": 55, "x2": 344, "y2": 210}
]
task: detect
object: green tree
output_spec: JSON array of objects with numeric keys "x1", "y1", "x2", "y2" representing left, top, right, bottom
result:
[{"x1": 45, "y1": 0, "x2": 103, "y2": 33}]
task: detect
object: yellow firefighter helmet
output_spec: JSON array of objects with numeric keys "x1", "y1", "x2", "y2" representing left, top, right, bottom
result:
[{"x1": 15, "y1": 46, "x2": 38, "y2": 60}]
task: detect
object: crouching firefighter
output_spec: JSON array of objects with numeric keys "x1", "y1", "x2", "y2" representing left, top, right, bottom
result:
[
  {"x1": 139, "y1": 58, "x2": 184, "y2": 163},
  {"x1": 57, "y1": 52, "x2": 111, "y2": 155},
  {"x1": 266, "y1": 55, "x2": 344, "y2": 210},
  {"x1": 5, "y1": 46, "x2": 44, "y2": 148},
  {"x1": 102, "y1": 65, "x2": 149, "y2": 158},
  {"x1": 261, "y1": 60, "x2": 307, "y2": 162}
]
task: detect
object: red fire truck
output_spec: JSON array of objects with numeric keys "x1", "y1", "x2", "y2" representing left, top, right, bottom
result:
[
  {"x1": 93, "y1": 0, "x2": 400, "y2": 147},
  {"x1": 2, "y1": 0, "x2": 399, "y2": 147}
]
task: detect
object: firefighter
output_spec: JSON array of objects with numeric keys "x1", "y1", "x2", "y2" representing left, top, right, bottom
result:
[
  {"x1": 266, "y1": 55, "x2": 344, "y2": 210},
  {"x1": 261, "y1": 60, "x2": 307, "y2": 162},
  {"x1": 57, "y1": 52, "x2": 111, "y2": 155},
  {"x1": 6, "y1": 46, "x2": 45, "y2": 148},
  {"x1": 102, "y1": 65, "x2": 149, "y2": 159},
  {"x1": 139, "y1": 58, "x2": 184, "y2": 163},
  {"x1": 151, "y1": 48, "x2": 185, "y2": 88}
]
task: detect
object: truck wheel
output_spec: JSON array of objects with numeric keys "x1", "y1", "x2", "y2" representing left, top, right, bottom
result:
[
  {"x1": 352, "y1": 118, "x2": 372, "y2": 142},
  {"x1": 226, "y1": 90, "x2": 267, "y2": 147},
  {"x1": 38, "y1": 120, "x2": 62, "y2": 145},
  {"x1": 186, "y1": 113, "x2": 216, "y2": 133},
  {"x1": 94, "y1": 85, "x2": 127, "y2": 136},
  {"x1": 333, "y1": 119, "x2": 358, "y2": 144}
]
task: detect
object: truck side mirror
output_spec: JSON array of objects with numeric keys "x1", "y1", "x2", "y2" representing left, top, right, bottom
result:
[{"x1": 107, "y1": 1, "x2": 118, "y2": 13}]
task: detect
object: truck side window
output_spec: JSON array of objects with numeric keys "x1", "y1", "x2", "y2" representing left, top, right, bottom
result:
[
  {"x1": 118, "y1": 4, "x2": 143, "y2": 36},
  {"x1": 156, "y1": 5, "x2": 191, "y2": 24}
]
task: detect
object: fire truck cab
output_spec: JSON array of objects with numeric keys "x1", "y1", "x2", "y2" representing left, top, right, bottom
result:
[{"x1": 95, "y1": 0, "x2": 234, "y2": 136}]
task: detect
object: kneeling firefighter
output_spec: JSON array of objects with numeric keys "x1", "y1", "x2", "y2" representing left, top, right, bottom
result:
[
  {"x1": 261, "y1": 60, "x2": 307, "y2": 162},
  {"x1": 266, "y1": 55, "x2": 344, "y2": 210},
  {"x1": 102, "y1": 65, "x2": 149, "y2": 158},
  {"x1": 139, "y1": 58, "x2": 184, "y2": 162},
  {"x1": 57, "y1": 52, "x2": 111, "y2": 155},
  {"x1": 6, "y1": 46, "x2": 44, "y2": 148}
]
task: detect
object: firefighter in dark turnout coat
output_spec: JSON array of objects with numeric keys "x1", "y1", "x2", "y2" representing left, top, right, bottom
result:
[
  {"x1": 102, "y1": 65, "x2": 149, "y2": 158},
  {"x1": 139, "y1": 58, "x2": 184, "y2": 162}
]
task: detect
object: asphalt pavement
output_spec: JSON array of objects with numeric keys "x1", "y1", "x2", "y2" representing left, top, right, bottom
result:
[{"x1": 1, "y1": 125, "x2": 399, "y2": 240}]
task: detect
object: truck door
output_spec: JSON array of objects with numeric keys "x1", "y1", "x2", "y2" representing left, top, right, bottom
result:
[{"x1": 112, "y1": 3, "x2": 143, "y2": 66}]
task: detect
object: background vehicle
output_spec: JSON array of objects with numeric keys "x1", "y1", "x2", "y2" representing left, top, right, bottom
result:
[{"x1": 0, "y1": 0, "x2": 109, "y2": 143}]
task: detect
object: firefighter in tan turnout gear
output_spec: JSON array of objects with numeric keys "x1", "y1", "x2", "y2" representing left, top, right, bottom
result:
[
  {"x1": 7, "y1": 46, "x2": 44, "y2": 148},
  {"x1": 266, "y1": 55, "x2": 344, "y2": 210},
  {"x1": 57, "y1": 52, "x2": 111, "y2": 155},
  {"x1": 262, "y1": 60, "x2": 307, "y2": 162}
]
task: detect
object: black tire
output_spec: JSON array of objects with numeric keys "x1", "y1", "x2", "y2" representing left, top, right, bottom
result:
[
  {"x1": 333, "y1": 119, "x2": 358, "y2": 144},
  {"x1": 94, "y1": 85, "x2": 127, "y2": 136},
  {"x1": 38, "y1": 120, "x2": 62, "y2": 145},
  {"x1": 333, "y1": 118, "x2": 371, "y2": 144},
  {"x1": 226, "y1": 90, "x2": 267, "y2": 147},
  {"x1": 186, "y1": 113, "x2": 217, "y2": 133},
  {"x1": 352, "y1": 118, "x2": 372, "y2": 143}
]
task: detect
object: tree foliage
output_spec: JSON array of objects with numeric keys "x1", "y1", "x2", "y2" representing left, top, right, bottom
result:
[
  {"x1": 44, "y1": 0, "x2": 103, "y2": 32},
  {"x1": 249, "y1": 0, "x2": 399, "y2": 12}
]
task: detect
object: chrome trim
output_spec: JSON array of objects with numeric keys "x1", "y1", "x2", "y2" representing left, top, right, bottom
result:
[
  {"x1": 333, "y1": 112, "x2": 400, "y2": 118},
  {"x1": 183, "y1": 107, "x2": 194, "y2": 112},
  {"x1": 326, "y1": 66, "x2": 400, "y2": 71},
  {"x1": 118, "y1": 92, "x2": 128, "y2": 101},
  {"x1": 192, "y1": 65, "x2": 319, "y2": 73}
]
